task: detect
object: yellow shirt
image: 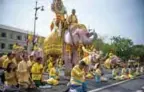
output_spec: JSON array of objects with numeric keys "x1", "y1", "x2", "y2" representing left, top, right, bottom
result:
[
  {"x1": 82, "y1": 46, "x2": 91, "y2": 57},
  {"x1": 47, "y1": 62, "x2": 53, "y2": 72},
  {"x1": 17, "y1": 60, "x2": 30, "y2": 84},
  {"x1": 31, "y1": 62, "x2": 43, "y2": 80},
  {"x1": 70, "y1": 65, "x2": 85, "y2": 85},
  {"x1": 68, "y1": 15, "x2": 78, "y2": 25},
  {"x1": 0, "y1": 55, "x2": 7, "y2": 68},
  {"x1": 58, "y1": 60, "x2": 63, "y2": 68},
  {"x1": 108, "y1": 53, "x2": 113, "y2": 58},
  {"x1": 1, "y1": 55, "x2": 7, "y2": 60},
  {"x1": 121, "y1": 68, "x2": 126, "y2": 75},
  {"x1": 3, "y1": 58, "x2": 12, "y2": 69},
  {"x1": 81, "y1": 56, "x2": 91, "y2": 65},
  {"x1": 12, "y1": 58, "x2": 18, "y2": 68},
  {"x1": 95, "y1": 68, "x2": 102, "y2": 76},
  {"x1": 112, "y1": 69, "x2": 118, "y2": 77},
  {"x1": 49, "y1": 67, "x2": 59, "y2": 79},
  {"x1": 27, "y1": 60, "x2": 35, "y2": 68},
  {"x1": 104, "y1": 58, "x2": 111, "y2": 69},
  {"x1": 5, "y1": 71, "x2": 17, "y2": 86}
]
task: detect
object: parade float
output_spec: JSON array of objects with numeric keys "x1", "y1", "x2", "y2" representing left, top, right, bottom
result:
[{"x1": 43, "y1": 0, "x2": 98, "y2": 76}]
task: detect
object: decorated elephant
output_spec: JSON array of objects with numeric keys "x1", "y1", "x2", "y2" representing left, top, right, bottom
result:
[
  {"x1": 104, "y1": 55, "x2": 121, "y2": 69},
  {"x1": 63, "y1": 24, "x2": 97, "y2": 77},
  {"x1": 64, "y1": 24, "x2": 97, "y2": 45}
]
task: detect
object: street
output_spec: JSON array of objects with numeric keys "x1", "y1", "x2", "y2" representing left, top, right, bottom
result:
[
  {"x1": 1, "y1": 69, "x2": 144, "y2": 92},
  {"x1": 89, "y1": 75, "x2": 144, "y2": 92},
  {"x1": 39, "y1": 75, "x2": 144, "y2": 92}
]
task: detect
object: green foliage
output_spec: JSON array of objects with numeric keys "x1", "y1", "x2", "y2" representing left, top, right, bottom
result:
[
  {"x1": 131, "y1": 45, "x2": 144, "y2": 62},
  {"x1": 93, "y1": 35, "x2": 144, "y2": 62},
  {"x1": 93, "y1": 38, "x2": 104, "y2": 50},
  {"x1": 111, "y1": 36, "x2": 133, "y2": 61},
  {"x1": 101, "y1": 43, "x2": 116, "y2": 55}
]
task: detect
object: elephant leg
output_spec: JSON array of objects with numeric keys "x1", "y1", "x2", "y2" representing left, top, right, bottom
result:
[
  {"x1": 72, "y1": 50, "x2": 79, "y2": 66},
  {"x1": 64, "y1": 52, "x2": 72, "y2": 78}
]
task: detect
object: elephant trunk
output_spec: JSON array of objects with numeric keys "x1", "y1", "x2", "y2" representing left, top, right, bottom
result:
[
  {"x1": 89, "y1": 31, "x2": 97, "y2": 40},
  {"x1": 82, "y1": 35, "x2": 94, "y2": 44}
]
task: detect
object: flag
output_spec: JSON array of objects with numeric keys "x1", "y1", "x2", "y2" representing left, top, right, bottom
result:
[{"x1": 33, "y1": 35, "x2": 38, "y2": 44}]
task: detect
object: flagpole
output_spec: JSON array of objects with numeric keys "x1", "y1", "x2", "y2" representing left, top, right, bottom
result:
[
  {"x1": 26, "y1": 31, "x2": 29, "y2": 52},
  {"x1": 33, "y1": 1, "x2": 44, "y2": 49}
]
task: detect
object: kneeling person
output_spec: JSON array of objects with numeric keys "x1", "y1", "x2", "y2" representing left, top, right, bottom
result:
[
  {"x1": 69, "y1": 60, "x2": 87, "y2": 92},
  {"x1": 31, "y1": 57, "x2": 43, "y2": 87},
  {"x1": 45, "y1": 60, "x2": 59, "y2": 86}
]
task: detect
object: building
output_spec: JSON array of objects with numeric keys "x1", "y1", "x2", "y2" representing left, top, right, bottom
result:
[{"x1": 0, "y1": 24, "x2": 44, "y2": 54}]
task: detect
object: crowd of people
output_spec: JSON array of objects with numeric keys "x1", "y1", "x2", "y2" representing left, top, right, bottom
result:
[
  {"x1": 0, "y1": 50, "x2": 61, "y2": 91},
  {"x1": 112, "y1": 60, "x2": 144, "y2": 80},
  {"x1": 0, "y1": 46, "x2": 143, "y2": 92}
]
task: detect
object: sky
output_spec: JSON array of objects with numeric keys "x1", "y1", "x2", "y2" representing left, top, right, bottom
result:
[{"x1": 0, "y1": 0, "x2": 144, "y2": 44}]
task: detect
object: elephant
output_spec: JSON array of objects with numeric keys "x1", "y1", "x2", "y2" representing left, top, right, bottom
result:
[
  {"x1": 63, "y1": 24, "x2": 97, "y2": 77},
  {"x1": 64, "y1": 24, "x2": 97, "y2": 45},
  {"x1": 104, "y1": 55, "x2": 121, "y2": 69}
]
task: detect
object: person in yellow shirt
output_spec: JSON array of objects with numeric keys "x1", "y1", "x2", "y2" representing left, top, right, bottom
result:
[
  {"x1": 127, "y1": 65, "x2": 134, "y2": 79},
  {"x1": 31, "y1": 57, "x2": 43, "y2": 87},
  {"x1": 68, "y1": 9, "x2": 78, "y2": 25},
  {"x1": 27, "y1": 55, "x2": 35, "y2": 70},
  {"x1": 3, "y1": 52, "x2": 14, "y2": 69},
  {"x1": 81, "y1": 45, "x2": 92, "y2": 58},
  {"x1": 0, "y1": 55, "x2": 7, "y2": 68},
  {"x1": 57, "y1": 57, "x2": 64, "y2": 70},
  {"x1": 47, "y1": 57, "x2": 53, "y2": 73},
  {"x1": 14, "y1": 53, "x2": 23, "y2": 66},
  {"x1": 94, "y1": 63, "x2": 102, "y2": 82},
  {"x1": 44, "y1": 60, "x2": 60, "y2": 86},
  {"x1": 4, "y1": 62, "x2": 18, "y2": 87},
  {"x1": 17, "y1": 53, "x2": 32, "y2": 88},
  {"x1": 69, "y1": 60, "x2": 87, "y2": 92},
  {"x1": 120, "y1": 64, "x2": 129, "y2": 80},
  {"x1": 112, "y1": 65, "x2": 120, "y2": 80},
  {"x1": 135, "y1": 65, "x2": 140, "y2": 76},
  {"x1": 104, "y1": 52, "x2": 114, "y2": 69}
]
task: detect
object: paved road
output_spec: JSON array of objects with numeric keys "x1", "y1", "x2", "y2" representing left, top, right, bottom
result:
[
  {"x1": 39, "y1": 69, "x2": 117, "y2": 92},
  {"x1": 89, "y1": 75, "x2": 144, "y2": 92},
  {"x1": 39, "y1": 68, "x2": 114, "y2": 92}
]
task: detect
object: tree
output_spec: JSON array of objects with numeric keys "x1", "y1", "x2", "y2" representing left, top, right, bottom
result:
[
  {"x1": 111, "y1": 36, "x2": 133, "y2": 61},
  {"x1": 93, "y1": 38, "x2": 104, "y2": 50},
  {"x1": 131, "y1": 45, "x2": 144, "y2": 63}
]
